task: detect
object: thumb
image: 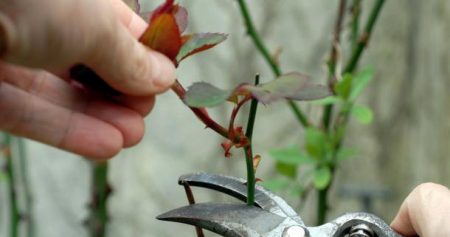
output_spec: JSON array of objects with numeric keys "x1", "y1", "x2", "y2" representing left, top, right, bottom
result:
[
  {"x1": 83, "y1": 23, "x2": 176, "y2": 96},
  {"x1": 391, "y1": 183, "x2": 450, "y2": 237},
  {"x1": 0, "y1": 0, "x2": 176, "y2": 96}
]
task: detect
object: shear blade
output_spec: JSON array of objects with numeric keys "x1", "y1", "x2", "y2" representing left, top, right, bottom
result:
[
  {"x1": 179, "y1": 173, "x2": 303, "y2": 225},
  {"x1": 157, "y1": 203, "x2": 289, "y2": 237}
]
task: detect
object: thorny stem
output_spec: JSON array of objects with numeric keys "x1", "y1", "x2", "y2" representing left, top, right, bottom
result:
[
  {"x1": 344, "y1": 0, "x2": 385, "y2": 74},
  {"x1": 182, "y1": 184, "x2": 205, "y2": 237},
  {"x1": 318, "y1": 0, "x2": 347, "y2": 224},
  {"x1": 317, "y1": 0, "x2": 386, "y2": 225},
  {"x1": 17, "y1": 138, "x2": 34, "y2": 237},
  {"x1": 317, "y1": 185, "x2": 329, "y2": 225},
  {"x1": 171, "y1": 80, "x2": 229, "y2": 138},
  {"x1": 3, "y1": 135, "x2": 19, "y2": 237},
  {"x1": 172, "y1": 69, "x2": 262, "y2": 204},
  {"x1": 172, "y1": 72, "x2": 260, "y2": 204},
  {"x1": 87, "y1": 162, "x2": 111, "y2": 237},
  {"x1": 244, "y1": 75, "x2": 260, "y2": 206},
  {"x1": 351, "y1": 0, "x2": 362, "y2": 52},
  {"x1": 323, "y1": 0, "x2": 348, "y2": 132},
  {"x1": 236, "y1": 0, "x2": 310, "y2": 128}
]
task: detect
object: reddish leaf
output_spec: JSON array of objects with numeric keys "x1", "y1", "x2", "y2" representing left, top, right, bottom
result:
[
  {"x1": 150, "y1": 0, "x2": 175, "y2": 21},
  {"x1": 149, "y1": 0, "x2": 186, "y2": 33},
  {"x1": 240, "y1": 72, "x2": 332, "y2": 104},
  {"x1": 176, "y1": 33, "x2": 228, "y2": 63},
  {"x1": 139, "y1": 13, "x2": 182, "y2": 61},
  {"x1": 140, "y1": 0, "x2": 227, "y2": 63},
  {"x1": 184, "y1": 73, "x2": 330, "y2": 108}
]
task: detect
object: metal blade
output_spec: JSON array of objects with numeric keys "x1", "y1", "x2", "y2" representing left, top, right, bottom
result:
[
  {"x1": 178, "y1": 173, "x2": 304, "y2": 225},
  {"x1": 157, "y1": 203, "x2": 299, "y2": 237}
]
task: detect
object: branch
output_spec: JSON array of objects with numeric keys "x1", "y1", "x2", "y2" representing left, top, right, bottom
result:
[
  {"x1": 344, "y1": 0, "x2": 385, "y2": 74},
  {"x1": 87, "y1": 162, "x2": 111, "y2": 237},
  {"x1": 350, "y1": 0, "x2": 362, "y2": 51},
  {"x1": 171, "y1": 80, "x2": 229, "y2": 138},
  {"x1": 17, "y1": 138, "x2": 34, "y2": 237},
  {"x1": 323, "y1": 0, "x2": 348, "y2": 131},
  {"x1": 318, "y1": 0, "x2": 385, "y2": 224},
  {"x1": 2, "y1": 134, "x2": 20, "y2": 237},
  {"x1": 236, "y1": 0, "x2": 310, "y2": 127},
  {"x1": 244, "y1": 75, "x2": 260, "y2": 206}
]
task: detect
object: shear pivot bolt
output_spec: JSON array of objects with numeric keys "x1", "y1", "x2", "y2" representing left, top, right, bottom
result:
[
  {"x1": 282, "y1": 226, "x2": 307, "y2": 237},
  {"x1": 349, "y1": 224, "x2": 375, "y2": 237}
]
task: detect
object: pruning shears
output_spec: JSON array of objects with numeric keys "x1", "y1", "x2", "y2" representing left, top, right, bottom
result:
[{"x1": 157, "y1": 173, "x2": 403, "y2": 237}]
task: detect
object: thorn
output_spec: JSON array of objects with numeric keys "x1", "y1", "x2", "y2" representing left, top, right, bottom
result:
[
  {"x1": 221, "y1": 140, "x2": 233, "y2": 158},
  {"x1": 244, "y1": 178, "x2": 262, "y2": 185},
  {"x1": 253, "y1": 155, "x2": 262, "y2": 172}
]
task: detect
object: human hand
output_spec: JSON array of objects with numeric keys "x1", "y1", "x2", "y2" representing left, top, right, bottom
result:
[
  {"x1": 391, "y1": 183, "x2": 450, "y2": 237},
  {"x1": 0, "y1": 0, "x2": 176, "y2": 159}
]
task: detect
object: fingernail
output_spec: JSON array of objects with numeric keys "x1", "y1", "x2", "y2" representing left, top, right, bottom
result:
[{"x1": 148, "y1": 51, "x2": 176, "y2": 92}]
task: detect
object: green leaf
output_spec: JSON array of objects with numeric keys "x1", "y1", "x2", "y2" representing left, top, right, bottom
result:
[
  {"x1": 276, "y1": 162, "x2": 297, "y2": 179},
  {"x1": 335, "y1": 74, "x2": 353, "y2": 100},
  {"x1": 305, "y1": 128, "x2": 328, "y2": 159},
  {"x1": 184, "y1": 82, "x2": 231, "y2": 107},
  {"x1": 352, "y1": 105, "x2": 374, "y2": 124},
  {"x1": 349, "y1": 67, "x2": 374, "y2": 101},
  {"x1": 336, "y1": 148, "x2": 358, "y2": 161},
  {"x1": 260, "y1": 177, "x2": 290, "y2": 192},
  {"x1": 242, "y1": 72, "x2": 331, "y2": 104},
  {"x1": 176, "y1": 33, "x2": 228, "y2": 63},
  {"x1": 311, "y1": 96, "x2": 342, "y2": 105},
  {"x1": 269, "y1": 145, "x2": 314, "y2": 165},
  {"x1": 313, "y1": 166, "x2": 332, "y2": 190}
]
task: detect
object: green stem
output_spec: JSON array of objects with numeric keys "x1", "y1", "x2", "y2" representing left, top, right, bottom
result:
[
  {"x1": 317, "y1": 185, "x2": 329, "y2": 225},
  {"x1": 323, "y1": 0, "x2": 348, "y2": 132},
  {"x1": 244, "y1": 147, "x2": 255, "y2": 206},
  {"x1": 316, "y1": 160, "x2": 340, "y2": 225},
  {"x1": 236, "y1": 0, "x2": 309, "y2": 128},
  {"x1": 331, "y1": 0, "x2": 385, "y2": 153},
  {"x1": 236, "y1": 0, "x2": 280, "y2": 76},
  {"x1": 318, "y1": 0, "x2": 385, "y2": 224},
  {"x1": 244, "y1": 75, "x2": 260, "y2": 206},
  {"x1": 17, "y1": 138, "x2": 34, "y2": 237},
  {"x1": 324, "y1": 0, "x2": 384, "y2": 131},
  {"x1": 344, "y1": 0, "x2": 385, "y2": 74},
  {"x1": 3, "y1": 134, "x2": 19, "y2": 237},
  {"x1": 88, "y1": 162, "x2": 110, "y2": 237},
  {"x1": 351, "y1": 0, "x2": 362, "y2": 52}
]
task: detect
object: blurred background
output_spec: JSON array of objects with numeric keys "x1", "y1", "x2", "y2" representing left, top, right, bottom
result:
[{"x1": 1, "y1": 0, "x2": 450, "y2": 236}]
